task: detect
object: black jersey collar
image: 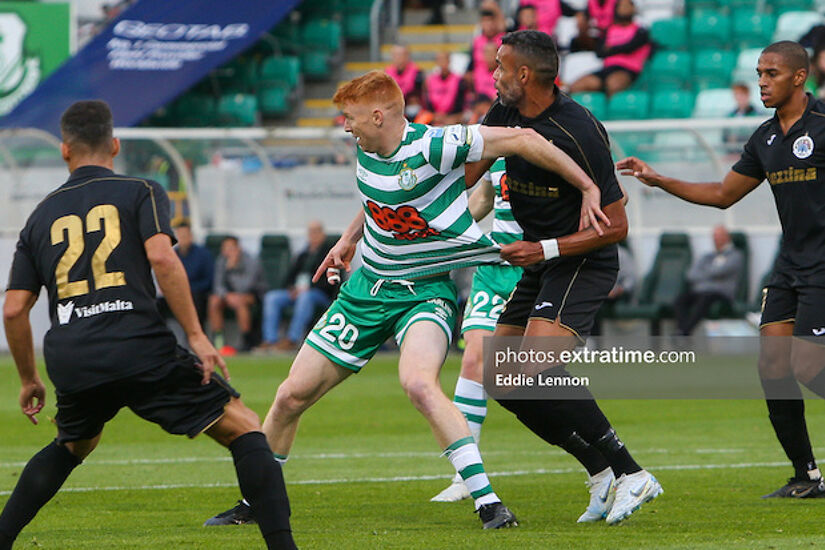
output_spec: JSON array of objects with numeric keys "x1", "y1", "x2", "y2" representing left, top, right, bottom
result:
[
  {"x1": 521, "y1": 86, "x2": 566, "y2": 122},
  {"x1": 66, "y1": 164, "x2": 114, "y2": 183},
  {"x1": 771, "y1": 92, "x2": 816, "y2": 136}
]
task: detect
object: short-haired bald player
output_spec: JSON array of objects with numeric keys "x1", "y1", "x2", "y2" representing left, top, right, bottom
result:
[
  {"x1": 205, "y1": 70, "x2": 611, "y2": 529},
  {"x1": 619, "y1": 41, "x2": 825, "y2": 499}
]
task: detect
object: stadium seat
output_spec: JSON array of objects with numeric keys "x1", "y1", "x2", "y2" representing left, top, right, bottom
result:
[
  {"x1": 172, "y1": 94, "x2": 216, "y2": 127},
  {"x1": 684, "y1": 0, "x2": 720, "y2": 13},
  {"x1": 692, "y1": 49, "x2": 736, "y2": 91},
  {"x1": 345, "y1": 12, "x2": 371, "y2": 42},
  {"x1": 217, "y1": 94, "x2": 259, "y2": 126},
  {"x1": 260, "y1": 234, "x2": 292, "y2": 290},
  {"x1": 772, "y1": 0, "x2": 817, "y2": 15},
  {"x1": 299, "y1": 0, "x2": 343, "y2": 18},
  {"x1": 690, "y1": 12, "x2": 732, "y2": 50},
  {"x1": 649, "y1": 51, "x2": 692, "y2": 91},
  {"x1": 693, "y1": 88, "x2": 738, "y2": 117},
  {"x1": 773, "y1": 11, "x2": 823, "y2": 42},
  {"x1": 300, "y1": 19, "x2": 343, "y2": 54},
  {"x1": 271, "y1": 21, "x2": 302, "y2": 55},
  {"x1": 571, "y1": 91, "x2": 607, "y2": 120},
  {"x1": 215, "y1": 58, "x2": 259, "y2": 94},
  {"x1": 650, "y1": 17, "x2": 688, "y2": 50},
  {"x1": 258, "y1": 84, "x2": 291, "y2": 117},
  {"x1": 707, "y1": 232, "x2": 750, "y2": 319},
  {"x1": 732, "y1": 48, "x2": 763, "y2": 85},
  {"x1": 650, "y1": 90, "x2": 695, "y2": 119},
  {"x1": 206, "y1": 233, "x2": 234, "y2": 259},
  {"x1": 613, "y1": 233, "x2": 693, "y2": 335},
  {"x1": 607, "y1": 90, "x2": 649, "y2": 120},
  {"x1": 731, "y1": 10, "x2": 776, "y2": 49},
  {"x1": 260, "y1": 56, "x2": 302, "y2": 90}
]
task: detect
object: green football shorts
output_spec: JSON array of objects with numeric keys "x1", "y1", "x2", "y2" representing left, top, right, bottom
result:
[
  {"x1": 460, "y1": 264, "x2": 523, "y2": 333},
  {"x1": 305, "y1": 268, "x2": 458, "y2": 372}
]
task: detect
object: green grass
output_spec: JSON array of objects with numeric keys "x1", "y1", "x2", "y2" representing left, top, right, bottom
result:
[{"x1": 0, "y1": 354, "x2": 824, "y2": 549}]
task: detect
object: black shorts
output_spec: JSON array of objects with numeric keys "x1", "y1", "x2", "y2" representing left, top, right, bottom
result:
[
  {"x1": 760, "y1": 271, "x2": 825, "y2": 338},
  {"x1": 55, "y1": 346, "x2": 240, "y2": 443},
  {"x1": 497, "y1": 257, "x2": 617, "y2": 342},
  {"x1": 592, "y1": 65, "x2": 639, "y2": 84}
]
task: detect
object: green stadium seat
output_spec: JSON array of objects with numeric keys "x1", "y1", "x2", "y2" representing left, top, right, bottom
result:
[
  {"x1": 772, "y1": 0, "x2": 817, "y2": 16},
  {"x1": 301, "y1": 19, "x2": 342, "y2": 54},
  {"x1": 733, "y1": 48, "x2": 763, "y2": 84},
  {"x1": 300, "y1": 51, "x2": 333, "y2": 80},
  {"x1": 271, "y1": 21, "x2": 302, "y2": 55},
  {"x1": 258, "y1": 83, "x2": 291, "y2": 117},
  {"x1": 214, "y1": 58, "x2": 259, "y2": 94},
  {"x1": 718, "y1": 0, "x2": 764, "y2": 10},
  {"x1": 690, "y1": 12, "x2": 732, "y2": 50},
  {"x1": 614, "y1": 233, "x2": 693, "y2": 335},
  {"x1": 684, "y1": 0, "x2": 721, "y2": 13},
  {"x1": 345, "y1": 12, "x2": 371, "y2": 42},
  {"x1": 571, "y1": 91, "x2": 607, "y2": 120},
  {"x1": 344, "y1": 0, "x2": 374, "y2": 12},
  {"x1": 299, "y1": 0, "x2": 343, "y2": 18},
  {"x1": 172, "y1": 94, "x2": 216, "y2": 127},
  {"x1": 650, "y1": 17, "x2": 688, "y2": 50},
  {"x1": 612, "y1": 132, "x2": 654, "y2": 158},
  {"x1": 205, "y1": 233, "x2": 234, "y2": 260},
  {"x1": 260, "y1": 56, "x2": 301, "y2": 89},
  {"x1": 650, "y1": 90, "x2": 695, "y2": 119},
  {"x1": 217, "y1": 93, "x2": 259, "y2": 126},
  {"x1": 731, "y1": 10, "x2": 776, "y2": 49},
  {"x1": 707, "y1": 232, "x2": 750, "y2": 319},
  {"x1": 260, "y1": 234, "x2": 292, "y2": 290},
  {"x1": 693, "y1": 88, "x2": 737, "y2": 117},
  {"x1": 607, "y1": 90, "x2": 649, "y2": 120},
  {"x1": 773, "y1": 11, "x2": 823, "y2": 42},
  {"x1": 693, "y1": 49, "x2": 736, "y2": 91},
  {"x1": 649, "y1": 51, "x2": 692, "y2": 90}
]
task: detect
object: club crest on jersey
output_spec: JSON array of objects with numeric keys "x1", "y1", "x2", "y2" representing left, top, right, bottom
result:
[
  {"x1": 793, "y1": 135, "x2": 814, "y2": 159},
  {"x1": 398, "y1": 166, "x2": 418, "y2": 190}
]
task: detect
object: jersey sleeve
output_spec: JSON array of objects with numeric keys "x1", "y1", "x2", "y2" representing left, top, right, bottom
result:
[
  {"x1": 731, "y1": 131, "x2": 766, "y2": 181},
  {"x1": 137, "y1": 179, "x2": 176, "y2": 245},
  {"x1": 7, "y1": 231, "x2": 42, "y2": 293},
  {"x1": 423, "y1": 124, "x2": 485, "y2": 173}
]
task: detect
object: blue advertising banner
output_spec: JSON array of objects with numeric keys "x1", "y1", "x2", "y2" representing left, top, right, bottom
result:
[{"x1": 0, "y1": 0, "x2": 301, "y2": 134}]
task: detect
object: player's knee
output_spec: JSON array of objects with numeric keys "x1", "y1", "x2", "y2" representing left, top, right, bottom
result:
[
  {"x1": 401, "y1": 375, "x2": 439, "y2": 412},
  {"x1": 460, "y1": 348, "x2": 483, "y2": 380},
  {"x1": 274, "y1": 381, "x2": 313, "y2": 417},
  {"x1": 63, "y1": 437, "x2": 99, "y2": 460}
]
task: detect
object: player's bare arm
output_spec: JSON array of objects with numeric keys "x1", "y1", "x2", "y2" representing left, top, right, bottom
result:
[
  {"x1": 3, "y1": 289, "x2": 45, "y2": 424},
  {"x1": 468, "y1": 176, "x2": 495, "y2": 221},
  {"x1": 145, "y1": 233, "x2": 227, "y2": 383},
  {"x1": 500, "y1": 199, "x2": 628, "y2": 266},
  {"x1": 479, "y1": 125, "x2": 610, "y2": 235},
  {"x1": 464, "y1": 159, "x2": 495, "y2": 189},
  {"x1": 617, "y1": 157, "x2": 762, "y2": 208},
  {"x1": 312, "y1": 209, "x2": 365, "y2": 283}
]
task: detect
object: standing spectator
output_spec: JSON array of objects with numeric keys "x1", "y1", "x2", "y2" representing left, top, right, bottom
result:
[
  {"x1": 472, "y1": 42, "x2": 500, "y2": 104},
  {"x1": 259, "y1": 221, "x2": 335, "y2": 352},
  {"x1": 673, "y1": 226, "x2": 744, "y2": 336},
  {"x1": 510, "y1": 4, "x2": 539, "y2": 32},
  {"x1": 466, "y1": 6, "x2": 505, "y2": 101},
  {"x1": 569, "y1": 0, "x2": 651, "y2": 97},
  {"x1": 385, "y1": 45, "x2": 424, "y2": 102},
  {"x1": 571, "y1": 0, "x2": 618, "y2": 52},
  {"x1": 519, "y1": 0, "x2": 578, "y2": 37},
  {"x1": 171, "y1": 220, "x2": 213, "y2": 325},
  {"x1": 208, "y1": 236, "x2": 266, "y2": 355},
  {"x1": 424, "y1": 51, "x2": 467, "y2": 126}
]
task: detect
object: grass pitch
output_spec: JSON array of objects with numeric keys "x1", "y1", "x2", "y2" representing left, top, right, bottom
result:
[{"x1": 0, "y1": 353, "x2": 823, "y2": 549}]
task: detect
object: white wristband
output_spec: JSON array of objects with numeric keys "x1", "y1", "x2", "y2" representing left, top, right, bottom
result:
[{"x1": 540, "y1": 239, "x2": 559, "y2": 260}]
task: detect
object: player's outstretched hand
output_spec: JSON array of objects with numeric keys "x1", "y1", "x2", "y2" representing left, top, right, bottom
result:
[
  {"x1": 580, "y1": 186, "x2": 609, "y2": 236},
  {"x1": 313, "y1": 237, "x2": 357, "y2": 283},
  {"x1": 616, "y1": 157, "x2": 661, "y2": 187},
  {"x1": 19, "y1": 378, "x2": 46, "y2": 425},
  {"x1": 189, "y1": 332, "x2": 229, "y2": 384},
  {"x1": 500, "y1": 241, "x2": 545, "y2": 266}
]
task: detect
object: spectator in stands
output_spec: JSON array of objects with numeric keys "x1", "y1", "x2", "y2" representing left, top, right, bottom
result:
[
  {"x1": 592, "y1": 242, "x2": 636, "y2": 336},
  {"x1": 730, "y1": 82, "x2": 757, "y2": 117},
  {"x1": 171, "y1": 220, "x2": 213, "y2": 326},
  {"x1": 807, "y1": 47, "x2": 825, "y2": 100},
  {"x1": 571, "y1": 0, "x2": 617, "y2": 52},
  {"x1": 466, "y1": 94, "x2": 493, "y2": 124},
  {"x1": 386, "y1": 45, "x2": 424, "y2": 102},
  {"x1": 568, "y1": 0, "x2": 650, "y2": 97},
  {"x1": 509, "y1": 4, "x2": 539, "y2": 32},
  {"x1": 673, "y1": 225, "x2": 744, "y2": 336},
  {"x1": 208, "y1": 236, "x2": 267, "y2": 355},
  {"x1": 518, "y1": 0, "x2": 577, "y2": 38},
  {"x1": 259, "y1": 221, "x2": 335, "y2": 351},
  {"x1": 466, "y1": 5, "x2": 505, "y2": 101},
  {"x1": 422, "y1": 0, "x2": 446, "y2": 26},
  {"x1": 424, "y1": 51, "x2": 467, "y2": 126}
]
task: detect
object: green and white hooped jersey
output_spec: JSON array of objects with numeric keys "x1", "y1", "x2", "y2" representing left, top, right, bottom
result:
[
  {"x1": 356, "y1": 123, "x2": 501, "y2": 279},
  {"x1": 487, "y1": 157, "x2": 523, "y2": 245}
]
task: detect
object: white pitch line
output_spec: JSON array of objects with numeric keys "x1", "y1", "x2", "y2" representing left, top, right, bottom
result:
[{"x1": 0, "y1": 460, "x2": 790, "y2": 496}]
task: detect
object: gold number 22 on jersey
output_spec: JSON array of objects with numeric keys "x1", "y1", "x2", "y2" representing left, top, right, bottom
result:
[{"x1": 50, "y1": 204, "x2": 126, "y2": 299}]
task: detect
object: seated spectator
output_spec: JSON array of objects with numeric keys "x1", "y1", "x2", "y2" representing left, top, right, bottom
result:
[
  {"x1": 260, "y1": 221, "x2": 335, "y2": 351},
  {"x1": 509, "y1": 4, "x2": 539, "y2": 32},
  {"x1": 592, "y1": 243, "x2": 636, "y2": 335},
  {"x1": 386, "y1": 45, "x2": 424, "y2": 102},
  {"x1": 673, "y1": 226, "x2": 744, "y2": 336},
  {"x1": 571, "y1": 0, "x2": 617, "y2": 52},
  {"x1": 807, "y1": 47, "x2": 825, "y2": 100},
  {"x1": 568, "y1": 0, "x2": 650, "y2": 97},
  {"x1": 518, "y1": 0, "x2": 577, "y2": 37},
  {"x1": 170, "y1": 220, "x2": 213, "y2": 325},
  {"x1": 724, "y1": 83, "x2": 758, "y2": 146},
  {"x1": 465, "y1": 5, "x2": 505, "y2": 101},
  {"x1": 424, "y1": 51, "x2": 467, "y2": 126},
  {"x1": 466, "y1": 94, "x2": 493, "y2": 124},
  {"x1": 208, "y1": 236, "x2": 267, "y2": 355}
]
